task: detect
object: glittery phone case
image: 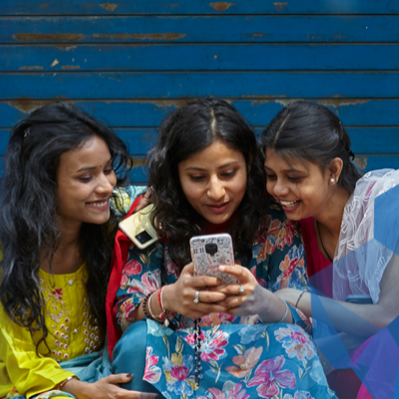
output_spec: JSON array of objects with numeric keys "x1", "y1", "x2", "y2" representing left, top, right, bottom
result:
[{"x1": 190, "y1": 233, "x2": 238, "y2": 284}]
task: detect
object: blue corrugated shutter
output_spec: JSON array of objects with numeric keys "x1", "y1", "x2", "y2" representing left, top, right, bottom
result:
[{"x1": 1, "y1": 1, "x2": 398, "y2": 182}]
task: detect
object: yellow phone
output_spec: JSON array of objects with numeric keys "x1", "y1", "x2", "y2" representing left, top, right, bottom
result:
[{"x1": 118, "y1": 204, "x2": 158, "y2": 249}]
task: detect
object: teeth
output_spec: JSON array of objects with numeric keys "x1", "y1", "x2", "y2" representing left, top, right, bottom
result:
[
  {"x1": 89, "y1": 201, "x2": 108, "y2": 207},
  {"x1": 280, "y1": 200, "x2": 298, "y2": 208}
]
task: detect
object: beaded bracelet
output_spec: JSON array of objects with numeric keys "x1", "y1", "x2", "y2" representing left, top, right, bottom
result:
[{"x1": 142, "y1": 295, "x2": 151, "y2": 319}]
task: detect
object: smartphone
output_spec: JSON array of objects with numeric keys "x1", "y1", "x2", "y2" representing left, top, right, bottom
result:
[
  {"x1": 190, "y1": 233, "x2": 238, "y2": 284},
  {"x1": 118, "y1": 204, "x2": 158, "y2": 249},
  {"x1": 345, "y1": 295, "x2": 373, "y2": 304}
]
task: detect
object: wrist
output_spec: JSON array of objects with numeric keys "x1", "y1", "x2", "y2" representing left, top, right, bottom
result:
[
  {"x1": 162, "y1": 284, "x2": 175, "y2": 313},
  {"x1": 61, "y1": 377, "x2": 86, "y2": 397}
]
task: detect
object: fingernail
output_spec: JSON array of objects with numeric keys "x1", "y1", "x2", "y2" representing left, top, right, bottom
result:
[
  {"x1": 126, "y1": 373, "x2": 133, "y2": 378},
  {"x1": 219, "y1": 266, "x2": 225, "y2": 271}
]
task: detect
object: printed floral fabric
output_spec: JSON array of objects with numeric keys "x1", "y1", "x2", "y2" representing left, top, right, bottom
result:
[
  {"x1": 141, "y1": 320, "x2": 336, "y2": 399},
  {"x1": 114, "y1": 204, "x2": 335, "y2": 397}
]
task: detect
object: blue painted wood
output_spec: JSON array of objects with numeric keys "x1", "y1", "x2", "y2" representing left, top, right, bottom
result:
[
  {"x1": 2, "y1": 72, "x2": 399, "y2": 100},
  {"x1": 2, "y1": 100, "x2": 399, "y2": 129},
  {"x1": 3, "y1": 44, "x2": 399, "y2": 72},
  {"x1": 355, "y1": 156, "x2": 399, "y2": 172},
  {"x1": 2, "y1": 16, "x2": 399, "y2": 44},
  {"x1": 1, "y1": 0, "x2": 397, "y2": 16}
]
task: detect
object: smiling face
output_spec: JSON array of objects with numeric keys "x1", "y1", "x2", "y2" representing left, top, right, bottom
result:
[
  {"x1": 264, "y1": 148, "x2": 334, "y2": 221},
  {"x1": 178, "y1": 140, "x2": 248, "y2": 225},
  {"x1": 56, "y1": 135, "x2": 116, "y2": 229}
]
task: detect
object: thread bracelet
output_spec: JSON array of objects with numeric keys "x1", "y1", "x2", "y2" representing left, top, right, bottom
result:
[{"x1": 296, "y1": 291, "x2": 306, "y2": 308}]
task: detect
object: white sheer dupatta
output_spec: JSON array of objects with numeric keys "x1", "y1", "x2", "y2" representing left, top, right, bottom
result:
[{"x1": 333, "y1": 169, "x2": 399, "y2": 303}]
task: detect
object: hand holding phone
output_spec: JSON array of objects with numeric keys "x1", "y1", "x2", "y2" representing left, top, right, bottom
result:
[{"x1": 190, "y1": 233, "x2": 238, "y2": 284}]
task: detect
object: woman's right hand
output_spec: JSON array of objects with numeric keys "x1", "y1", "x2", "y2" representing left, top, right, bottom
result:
[
  {"x1": 162, "y1": 263, "x2": 228, "y2": 319},
  {"x1": 133, "y1": 189, "x2": 153, "y2": 213},
  {"x1": 63, "y1": 373, "x2": 160, "y2": 399}
]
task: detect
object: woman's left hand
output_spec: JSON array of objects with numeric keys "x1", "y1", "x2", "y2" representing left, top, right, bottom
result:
[
  {"x1": 213, "y1": 265, "x2": 292, "y2": 323},
  {"x1": 212, "y1": 265, "x2": 267, "y2": 316}
]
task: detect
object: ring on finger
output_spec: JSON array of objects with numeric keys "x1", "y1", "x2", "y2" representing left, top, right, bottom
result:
[
  {"x1": 193, "y1": 290, "x2": 200, "y2": 304},
  {"x1": 142, "y1": 197, "x2": 149, "y2": 202},
  {"x1": 238, "y1": 284, "x2": 245, "y2": 294}
]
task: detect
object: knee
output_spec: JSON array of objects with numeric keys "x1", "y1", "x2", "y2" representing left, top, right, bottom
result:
[{"x1": 112, "y1": 320, "x2": 147, "y2": 373}]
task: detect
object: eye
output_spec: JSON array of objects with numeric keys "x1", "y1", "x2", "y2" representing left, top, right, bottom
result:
[
  {"x1": 288, "y1": 176, "x2": 302, "y2": 182},
  {"x1": 104, "y1": 167, "x2": 114, "y2": 175},
  {"x1": 221, "y1": 170, "x2": 236, "y2": 177},
  {"x1": 266, "y1": 174, "x2": 277, "y2": 180},
  {"x1": 189, "y1": 175, "x2": 205, "y2": 181},
  {"x1": 78, "y1": 176, "x2": 92, "y2": 182}
]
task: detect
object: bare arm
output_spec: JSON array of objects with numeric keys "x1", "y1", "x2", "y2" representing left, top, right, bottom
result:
[{"x1": 275, "y1": 253, "x2": 399, "y2": 336}]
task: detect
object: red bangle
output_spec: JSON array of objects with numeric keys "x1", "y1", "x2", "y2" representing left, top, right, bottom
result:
[{"x1": 157, "y1": 287, "x2": 163, "y2": 312}]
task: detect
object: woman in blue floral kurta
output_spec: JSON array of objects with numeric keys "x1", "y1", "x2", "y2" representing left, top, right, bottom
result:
[{"x1": 107, "y1": 99, "x2": 336, "y2": 399}]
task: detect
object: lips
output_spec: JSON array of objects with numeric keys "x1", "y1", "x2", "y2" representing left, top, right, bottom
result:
[
  {"x1": 85, "y1": 198, "x2": 110, "y2": 211},
  {"x1": 279, "y1": 199, "x2": 301, "y2": 212},
  {"x1": 206, "y1": 201, "x2": 230, "y2": 214}
]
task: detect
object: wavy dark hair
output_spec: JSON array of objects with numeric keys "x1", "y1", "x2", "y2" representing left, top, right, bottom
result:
[
  {"x1": 0, "y1": 102, "x2": 131, "y2": 352},
  {"x1": 147, "y1": 98, "x2": 266, "y2": 268},
  {"x1": 261, "y1": 101, "x2": 362, "y2": 193}
]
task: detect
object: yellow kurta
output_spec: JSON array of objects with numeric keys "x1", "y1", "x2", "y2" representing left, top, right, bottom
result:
[{"x1": 0, "y1": 264, "x2": 104, "y2": 398}]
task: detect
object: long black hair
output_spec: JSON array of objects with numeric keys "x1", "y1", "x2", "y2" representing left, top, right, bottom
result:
[
  {"x1": 147, "y1": 98, "x2": 266, "y2": 269},
  {"x1": 261, "y1": 101, "x2": 361, "y2": 193},
  {"x1": 0, "y1": 102, "x2": 131, "y2": 351}
]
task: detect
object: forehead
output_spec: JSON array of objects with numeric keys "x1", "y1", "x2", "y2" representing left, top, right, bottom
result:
[
  {"x1": 180, "y1": 140, "x2": 244, "y2": 167},
  {"x1": 58, "y1": 136, "x2": 110, "y2": 172},
  {"x1": 264, "y1": 148, "x2": 305, "y2": 170}
]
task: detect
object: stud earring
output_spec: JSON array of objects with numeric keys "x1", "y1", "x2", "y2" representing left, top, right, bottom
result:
[{"x1": 330, "y1": 178, "x2": 335, "y2": 183}]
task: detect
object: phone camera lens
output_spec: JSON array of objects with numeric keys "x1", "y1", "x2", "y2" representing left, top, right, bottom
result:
[
  {"x1": 135, "y1": 230, "x2": 152, "y2": 244},
  {"x1": 205, "y1": 243, "x2": 218, "y2": 256}
]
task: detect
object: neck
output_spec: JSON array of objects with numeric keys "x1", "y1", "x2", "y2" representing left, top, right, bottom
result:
[
  {"x1": 40, "y1": 217, "x2": 83, "y2": 274},
  {"x1": 315, "y1": 186, "x2": 351, "y2": 240}
]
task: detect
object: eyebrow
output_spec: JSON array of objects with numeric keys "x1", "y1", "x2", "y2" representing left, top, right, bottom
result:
[
  {"x1": 264, "y1": 165, "x2": 303, "y2": 173},
  {"x1": 185, "y1": 161, "x2": 239, "y2": 171},
  {"x1": 76, "y1": 158, "x2": 112, "y2": 172}
]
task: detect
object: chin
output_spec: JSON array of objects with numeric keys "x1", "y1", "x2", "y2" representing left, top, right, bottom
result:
[
  {"x1": 205, "y1": 213, "x2": 231, "y2": 225},
  {"x1": 86, "y1": 213, "x2": 111, "y2": 225}
]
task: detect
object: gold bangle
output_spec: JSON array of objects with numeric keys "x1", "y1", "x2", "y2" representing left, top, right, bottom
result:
[
  {"x1": 295, "y1": 291, "x2": 306, "y2": 308},
  {"x1": 58, "y1": 376, "x2": 78, "y2": 389}
]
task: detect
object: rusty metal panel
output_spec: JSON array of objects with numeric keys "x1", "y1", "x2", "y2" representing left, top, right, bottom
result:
[
  {"x1": 0, "y1": 2, "x2": 398, "y2": 178},
  {"x1": 1, "y1": 99, "x2": 399, "y2": 128},
  {"x1": 3, "y1": 44, "x2": 399, "y2": 72},
  {"x1": 1, "y1": 16, "x2": 399, "y2": 44},
  {"x1": 1, "y1": 0, "x2": 398, "y2": 16},
  {"x1": 2, "y1": 72, "x2": 399, "y2": 100}
]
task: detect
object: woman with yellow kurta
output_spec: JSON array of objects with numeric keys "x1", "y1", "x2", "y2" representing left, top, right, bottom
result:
[{"x1": 0, "y1": 103, "x2": 155, "y2": 399}]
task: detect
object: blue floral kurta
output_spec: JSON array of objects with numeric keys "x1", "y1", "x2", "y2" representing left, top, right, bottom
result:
[{"x1": 114, "y1": 205, "x2": 336, "y2": 399}]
